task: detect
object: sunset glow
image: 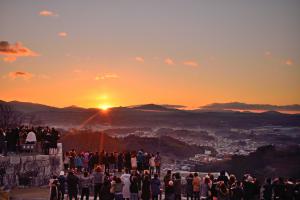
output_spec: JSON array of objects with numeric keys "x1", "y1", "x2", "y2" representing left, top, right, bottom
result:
[
  {"x1": 0, "y1": 1, "x2": 299, "y2": 108},
  {"x1": 98, "y1": 104, "x2": 112, "y2": 111}
]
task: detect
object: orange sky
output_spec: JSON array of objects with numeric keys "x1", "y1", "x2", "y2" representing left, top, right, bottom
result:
[{"x1": 0, "y1": 1, "x2": 299, "y2": 109}]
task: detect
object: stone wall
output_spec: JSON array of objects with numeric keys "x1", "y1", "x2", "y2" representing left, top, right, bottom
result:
[{"x1": 0, "y1": 143, "x2": 63, "y2": 187}]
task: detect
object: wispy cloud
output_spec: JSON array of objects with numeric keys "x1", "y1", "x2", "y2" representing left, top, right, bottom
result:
[
  {"x1": 8, "y1": 71, "x2": 34, "y2": 80},
  {"x1": 95, "y1": 74, "x2": 119, "y2": 80},
  {"x1": 264, "y1": 51, "x2": 272, "y2": 57},
  {"x1": 285, "y1": 59, "x2": 293, "y2": 66},
  {"x1": 0, "y1": 41, "x2": 38, "y2": 60},
  {"x1": 183, "y1": 60, "x2": 199, "y2": 67},
  {"x1": 135, "y1": 56, "x2": 144, "y2": 63},
  {"x1": 164, "y1": 58, "x2": 175, "y2": 65},
  {"x1": 3, "y1": 56, "x2": 17, "y2": 63},
  {"x1": 39, "y1": 10, "x2": 58, "y2": 17},
  {"x1": 58, "y1": 32, "x2": 68, "y2": 37}
]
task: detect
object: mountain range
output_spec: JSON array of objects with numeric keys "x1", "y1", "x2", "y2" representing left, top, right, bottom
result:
[{"x1": 1, "y1": 100, "x2": 300, "y2": 128}]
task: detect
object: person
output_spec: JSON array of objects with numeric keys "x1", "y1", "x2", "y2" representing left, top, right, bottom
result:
[
  {"x1": 174, "y1": 172, "x2": 182, "y2": 200},
  {"x1": 164, "y1": 170, "x2": 174, "y2": 200},
  {"x1": 100, "y1": 177, "x2": 113, "y2": 200},
  {"x1": 92, "y1": 166, "x2": 104, "y2": 200},
  {"x1": 186, "y1": 173, "x2": 194, "y2": 200},
  {"x1": 200, "y1": 176, "x2": 211, "y2": 200},
  {"x1": 80, "y1": 171, "x2": 92, "y2": 200},
  {"x1": 137, "y1": 150, "x2": 144, "y2": 172},
  {"x1": 117, "y1": 153, "x2": 124, "y2": 172},
  {"x1": 149, "y1": 154, "x2": 155, "y2": 176},
  {"x1": 26, "y1": 130, "x2": 37, "y2": 144},
  {"x1": 285, "y1": 178, "x2": 295, "y2": 200},
  {"x1": 50, "y1": 176, "x2": 59, "y2": 200},
  {"x1": 130, "y1": 174, "x2": 139, "y2": 200},
  {"x1": 193, "y1": 173, "x2": 201, "y2": 200},
  {"x1": 243, "y1": 175, "x2": 255, "y2": 200},
  {"x1": 121, "y1": 168, "x2": 131, "y2": 200},
  {"x1": 150, "y1": 174, "x2": 161, "y2": 200},
  {"x1": 273, "y1": 177, "x2": 285, "y2": 200},
  {"x1": 217, "y1": 171, "x2": 229, "y2": 186},
  {"x1": 111, "y1": 176, "x2": 123, "y2": 200},
  {"x1": 125, "y1": 151, "x2": 131, "y2": 170},
  {"x1": 0, "y1": 129, "x2": 5, "y2": 155},
  {"x1": 131, "y1": 153, "x2": 137, "y2": 171},
  {"x1": 154, "y1": 152, "x2": 161, "y2": 176},
  {"x1": 262, "y1": 178, "x2": 272, "y2": 200},
  {"x1": 58, "y1": 171, "x2": 66, "y2": 200},
  {"x1": 75, "y1": 154, "x2": 83, "y2": 172},
  {"x1": 141, "y1": 173, "x2": 151, "y2": 200},
  {"x1": 67, "y1": 171, "x2": 79, "y2": 200},
  {"x1": 217, "y1": 182, "x2": 229, "y2": 200},
  {"x1": 64, "y1": 152, "x2": 70, "y2": 171},
  {"x1": 230, "y1": 181, "x2": 243, "y2": 200}
]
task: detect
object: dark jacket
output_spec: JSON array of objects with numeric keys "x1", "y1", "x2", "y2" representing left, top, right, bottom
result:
[{"x1": 151, "y1": 178, "x2": 161, "y2": 196}]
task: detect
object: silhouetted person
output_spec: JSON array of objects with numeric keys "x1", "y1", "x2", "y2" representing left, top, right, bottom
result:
[
  {"x1": 67, "y1": 171, "x2": 79, "y2": 200},
  {"x1": 263, "y1": 178, "x2": 272, "y2": 200}
]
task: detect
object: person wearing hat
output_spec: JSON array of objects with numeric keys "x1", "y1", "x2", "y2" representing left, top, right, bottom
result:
[{"x1": 58, "y1": 171, "x2": 66, "y2": 200}]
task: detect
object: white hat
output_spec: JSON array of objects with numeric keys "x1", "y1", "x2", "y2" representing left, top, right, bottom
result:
[{"x1": 60, "y1": 171, "x2": 65, "y2": 176}]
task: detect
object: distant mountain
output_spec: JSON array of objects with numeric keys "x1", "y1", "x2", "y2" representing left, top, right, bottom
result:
[
  {"x1": 1, "y1": 100, "x2": 300, "y2": 128},
  {"x1": 200, "y1": 102, "x2": 300, "y2": 112},
  {"x1": 131, "y1": 104, "x2": 180, "y2": 112},
  {"x1": 0, "y1": 100, "x2": 58, "y2": 113}
]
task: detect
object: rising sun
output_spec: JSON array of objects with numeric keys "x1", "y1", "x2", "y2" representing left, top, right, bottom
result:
[{"x1": 98, "y1": 104, "x2": 112, "y2": 111}]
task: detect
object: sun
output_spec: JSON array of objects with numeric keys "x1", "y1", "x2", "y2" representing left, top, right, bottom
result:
[{"x1": 98, "y1": 104, "x2": 112, "y2": 111}]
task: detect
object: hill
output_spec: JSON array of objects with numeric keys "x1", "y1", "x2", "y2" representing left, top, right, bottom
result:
[
  {"x1": 195, "y1": 145, "x2": 300, "y2": 180},
  {"x1": 60, "y1": 130, "x2": 216, "y2": 159}
]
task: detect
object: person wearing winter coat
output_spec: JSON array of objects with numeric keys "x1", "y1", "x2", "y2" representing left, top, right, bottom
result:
[
  {"x1": 217, "y1": 182, "x2": 229, "y2": 200},
  {"x1": 200, "y1": 176, "x2": 211, "y2": 200},
  {"x1": 67, "y1": 171, "x2": 80, "y2": 200},
  {"x1": 111, "y1": 176, "x2": 124, "y2": 200},
  {"x1": 193, "y1": 173, "x2": 201, "y2": 200},
  {"x1": 80, "y1": 171, "x2": 92, "y2": 200},
  {"x1": 174, "y1": 173, "x2": 182, "y2": 200},
  {"x1": 262, "y1": 178, "x2": 272, "y2": 200},
  {"x1": 92, "y1": 166, "x2": 104, "y2": 200},
  {"x1": 150, "y1": 174, "x2": 161, "y2": 200},
  {"x1": 50, "y1": 176, "x2": 59, "y2": 200},
  {"x1": 141, "y1": 174, "x2": 151, "y2": 200},
  {"x1": 186, "y1": 173, "x2": 194, "y2": 200},
  {"x1": 57, "y1": 171, "x2": 66, "y2": 200},
  {"x1": 121, "y1": 168, "x2": 131, "y2": 200},
  {"x1": 130, "y1": 174, "x2": 139, "y2": 200}
]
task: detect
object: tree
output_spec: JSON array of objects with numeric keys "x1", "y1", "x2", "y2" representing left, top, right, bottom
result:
[{"x1": 0, "y1": 103, "x2": 24, "y2": 128}]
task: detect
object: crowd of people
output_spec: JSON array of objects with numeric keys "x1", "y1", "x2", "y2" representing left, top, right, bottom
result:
[
  {"x1": 0, "y1": 125, "x2": 60, "y2": 155},
  {"x1": 47, "y1": 149, "x2": 300, "y2": 200}
]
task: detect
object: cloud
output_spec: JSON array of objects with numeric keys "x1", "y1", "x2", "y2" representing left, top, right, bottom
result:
[
  {"x1": 95, "y1": 74, "x2": 119, "y2": 80},
  {"x1": 183, "y1": 60, "x2": 199, "y2": 67},
  {"x1": 264, "y1": 51, "x2": 272, "y2": 57},
  {"x1": 8, "y1": 71, "x2": 34, "y2": 80},
  {"x1": 164, "y1": 58, "x2": 175, "y2": 65},
  {"x1": 58, "y1": 32, "x2": 68, "y2": 37},
  {"x1": 135, "y1": 56, "x2": 144, "y2": 63},
  {"x1": 0, "y1": 41, "x2": 38, "y2": 59},
  {"x1": 285, "y1": 59, "x2": 293, "y2": 66},
  {"x1": 39, "y1": 10, "x2": 58, "y2": 17},
  {"x1": 3, "y1": 56, "x2": 17, "y2": 63}
]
